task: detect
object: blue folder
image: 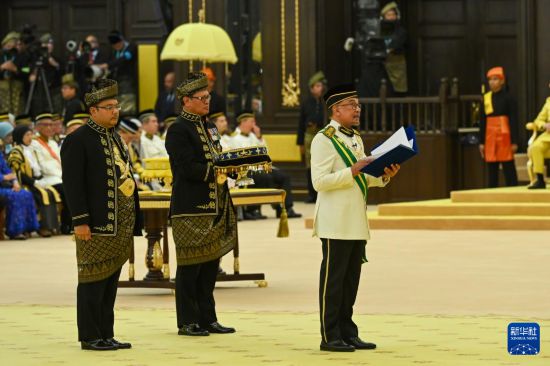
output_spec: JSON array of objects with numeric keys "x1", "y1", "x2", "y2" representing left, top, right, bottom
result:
[{"x1": 361, "y1": 126, "x2": 418, "y2": 177}]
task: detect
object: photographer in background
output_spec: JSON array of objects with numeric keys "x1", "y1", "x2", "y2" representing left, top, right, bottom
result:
[
  {"x1": 28, "y1": 33, "x2": 63, "y2": 115},
  {"x1": 96, "y1": 30, "x2": 137, "y2": 115},
  {"x1": 0, "y1": 31, "x2": 25, "y2": 114},
  {"x1": 74, "y1": 34, "x2": 108, "y2": 98}
]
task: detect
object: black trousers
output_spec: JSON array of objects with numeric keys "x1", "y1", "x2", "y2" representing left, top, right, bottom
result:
[
  {"x1": 319, "y1": 238, "x2": 364, "y2": 343},
  {"x1": 175, "y1": 257, "x2": 220, "y2": 328},
  {"x1": 52, "y1": 183, "x2": 72, "y2": 232},
  {"x1": 77, "y1": 268, "x2": 122, "y2": 341},
  {"x1": 487, "y1": 161, "x2": 518, "y2": 188},
  {"x1": 251, "y1": 168, "x2": 294, "y2": 209}
]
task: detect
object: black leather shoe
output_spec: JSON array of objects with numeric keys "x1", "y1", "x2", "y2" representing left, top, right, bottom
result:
[
  {"x1": 105, "y1": 338, "x2": 132, "y2": 349},
  {"x1": 345, "y1": 337, "x2": 376, "y2": 350},
  {"x1": 217, "y1": 266, "x2": 227, "y2": 276},
  {"x1": 320, "y1": 340, "x2": 355, "y2": 352},
  {"x1": 243, "y1": 211, "x2": 258, "y2": 220},
  {"x1": 528, "y1": 180, "x2": 546, "y2": 189},
  {"x1": 203, "y1": 321, "x2": 236, "y2": 334},
  {"x1": 81, "y1": 339, "x2": 118, "y2": 351},
  {"x1": 251, "y1": 209, "x2": 267, "y2": 220},
  {"x1": 277, "y1": 208, "x2": 302, "y2": 218},
  {"x1": 178, "y1": 324, "x2": 209, "y2": 336}
]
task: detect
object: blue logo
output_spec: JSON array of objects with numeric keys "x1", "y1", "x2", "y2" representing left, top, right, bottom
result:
[{"x1": 508, "y1": 323, "x2": 540, "y2": 355}]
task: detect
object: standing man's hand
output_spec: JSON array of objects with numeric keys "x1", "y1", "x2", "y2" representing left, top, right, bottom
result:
[
  {"x1": 382, "y1": 164, "x2": 400, "y2": 179},
  {"x1": 74, "y1": 224, "x2": 91, "y2": 241},
  {"x1": 479, "y1": 144, "x2": 485, "y2": 159},
  {"x1": 351, "y1": 156, "x2": 375, "y2": 176}
]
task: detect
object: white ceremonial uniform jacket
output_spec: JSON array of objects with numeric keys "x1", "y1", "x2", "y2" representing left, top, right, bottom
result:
[
  {"x1": 311, "y1": 120, "x2": 387, "y2": 240},
  {"x1": 31, "y1": 137, "x2": 63, "y2": 186},
  {"x1": 140, "y1": 132, "x2": 168, "y2": 159},
  {"x1": 227, "y1": 127, "x2": 266, "y2": 149}
]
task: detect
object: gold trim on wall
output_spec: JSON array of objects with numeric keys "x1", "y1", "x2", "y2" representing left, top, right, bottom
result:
[{"x1": 280, "y1": 0, "x2": 301, "y2": 107}]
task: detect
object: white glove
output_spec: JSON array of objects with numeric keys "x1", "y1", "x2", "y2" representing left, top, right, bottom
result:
[{"x1": 344, "y1": 37, "x2": 355, "y2": 52}]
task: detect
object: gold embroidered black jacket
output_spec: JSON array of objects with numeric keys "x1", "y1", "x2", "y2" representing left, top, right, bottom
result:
[
  {"x1": 165, "y1": 110, "x2": 220, "y2": 217},
  {"x1": 60, "y1": 119, "x2": 143, "y2": 236}
]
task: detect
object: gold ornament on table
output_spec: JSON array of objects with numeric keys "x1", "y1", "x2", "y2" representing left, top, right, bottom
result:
[
  {"x1": 142, "y1": 158, "x2": 173, "y2": 191},
  {"x1": 214, "y1": 146, "x2": 272, "y2": 187}
]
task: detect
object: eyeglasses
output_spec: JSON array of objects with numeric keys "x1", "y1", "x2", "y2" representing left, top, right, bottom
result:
[
  {"x1": 338, "y1": 103, "x2": 362, "y2": 110},
  {"x1": 189, "y1": 94, "x2": 211, "y2": 103},
  {"x1": 95, "y1": 104, "x2": 122, "y2": 111}
]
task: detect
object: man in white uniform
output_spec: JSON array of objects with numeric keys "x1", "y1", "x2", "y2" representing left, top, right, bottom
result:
[
  {"x1": 139, "y1": 109, "x2": 168, "y2": 159},
  {"x1": 311, "y1": 84, "x2": 399, "y2": 352},
  {"x1": 32, "y1": 112, "x2": 72, "y2": 234},
  {"x1": 229, "y1": 111, "x2": 302, "y2": 219}
]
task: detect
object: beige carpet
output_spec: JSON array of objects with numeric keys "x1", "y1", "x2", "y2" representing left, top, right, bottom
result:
[{"x1": 1, "y1": 202, "x2": 549, "y2": 364}]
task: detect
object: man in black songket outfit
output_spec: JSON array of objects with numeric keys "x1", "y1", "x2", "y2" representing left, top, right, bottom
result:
[
  {"x1": 165, "y1": 71, "x2": 237, "y2": 336},
  {"x1": 61, "y1": 78, "x2": 142, "y2": 351}
]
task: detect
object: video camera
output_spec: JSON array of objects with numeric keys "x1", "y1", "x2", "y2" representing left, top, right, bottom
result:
[
  {"x1": 19, "y1": 24, "x2": 49, "y2": 65},
  {"x1": 354, "y1": 0, "x2": 395, "y2": 61}
]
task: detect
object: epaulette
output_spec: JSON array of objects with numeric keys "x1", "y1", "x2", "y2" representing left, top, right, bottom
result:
[
  {"x1": 229, "y1": 131, "x2": 238, "y2": 137},
  {"x1": 322, "y1": 126, "x2": 336, "y2": 138}
]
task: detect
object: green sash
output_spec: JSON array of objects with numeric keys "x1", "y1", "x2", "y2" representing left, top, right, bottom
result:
[
  {"x1": 321, "y1": 126, "x2": 368, "y2": 201},
  {"x1": 321, "y1": 125, "x2": 369, "y2": 263}
]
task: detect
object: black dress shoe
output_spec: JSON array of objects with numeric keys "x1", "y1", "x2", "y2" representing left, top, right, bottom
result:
[
  {"x1": 81, "y1": 339, "x2": 118, "y2": 351},
  {"x1": 217, "y1": 266, "x2": 227, "y2": 276},
  {"x1": 203, "y1": 321, "x2": 236, "y2": 334},
  {"x1": 345, "y1": 337, "x2": 376, "y2": 350},
  {"x1": 105, "y1": 338, "x2": 132, "y2": 349},
  {"x1": 277, "y1": 208, "x2": 302, "y2": 219},
  {"x1": 251, "y1": 209, "x2": 267, "y2": 220},
  {"x1": 243, "y1": 211, "x2": 258, "y2": 220},
  {"x1": 527, "y1": 180, "x2": 546, "y2": 189},
  {"x1": 178, "y1": 324, "x2": 209, "y2": 336},
  {"x1": 320, "y1": 339, "x2": 355, "y2": 352}
]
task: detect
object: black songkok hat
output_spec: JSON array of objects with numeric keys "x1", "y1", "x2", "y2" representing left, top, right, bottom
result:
[
  {"x1": 208, "y1": 110, "x2": 225, "y2": 121},
  {"x1": 138, "y1": 109, "x2": 156, "y2": 123},
  {"x1": 15, "y1": 114, "x2": 32, "y2": 126},
  {"x1": 176, "y1": 72, "x2": 208, "y2": 100},
  {"x1": 35, "y1": 112, "x2": 53, "y2": 122},
  {"x1": 163, "y1": 113, "x2": 178, "y2": 126},
  {"x1": 236, "y1": 110, "x2": 254, "y2": 124},
  {"x1": 84, "y1": 79, "x2": 118, "y2": 107},
  {"x1": 323, "y1": 84, "x2": 358, "y2": 109},
  {"x1": 119, "y1": 118, "x2": 140, "y2": 134}
]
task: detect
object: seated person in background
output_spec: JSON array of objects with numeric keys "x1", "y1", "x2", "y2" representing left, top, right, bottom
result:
[
  {"x1": 64, "y1": 118, "x2": 85, "y2": 137},
  {"x1": 229, "y1": 111, "x2": 302, "y2": 219},
  {"x1": 208, "y1": 110, "x2": 232, "y2": 151},
  {"x1": 117, "y1": 118, "x2": 150, "y2": 191},
  {"x1": 31, "y1": 112, "x2": 72, "y2": 234},
  {"x1": 8, "y1": 125, "x2": 61, "y2": 236},
  {"x1": 139, "y1": 109, "x2": 168, "y2": 159},
  {"x1": 0, "y1": 149, "x2": 39, "y2": 240},
  {"x1": 51, "y1": 113, "x2": 65, "y2": 145},
  {"x1": 527, "y1": 85, "x2": 550, "y2": 189},
  {"x1": 0, "y1": 121, "x2": 14, "y2": 154},
  {"x1": 60, "y1": 74, "x2": 86, "y2": 124},
  {"x1": 161, "y1": 114, "x2": 178, "y2": 140}
]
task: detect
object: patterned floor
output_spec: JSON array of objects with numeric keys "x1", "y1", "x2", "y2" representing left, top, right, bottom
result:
[{"x1": 1, "y1": 305, "x2": 548, "y2": 366}]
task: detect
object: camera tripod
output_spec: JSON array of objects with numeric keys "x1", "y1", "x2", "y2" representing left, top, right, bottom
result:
[{"x1": 24, "y1": 59, "x2": 53, "y2": 114}]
